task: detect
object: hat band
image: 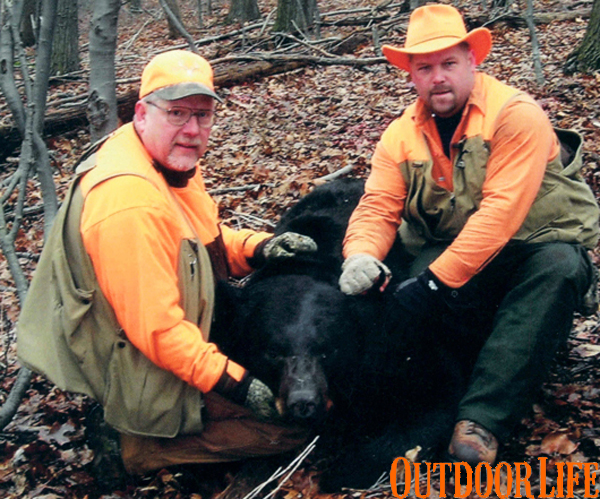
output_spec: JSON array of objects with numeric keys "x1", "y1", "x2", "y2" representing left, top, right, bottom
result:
[{"x1": 406, "y1": 34, "x2": 465, "y2": 52}]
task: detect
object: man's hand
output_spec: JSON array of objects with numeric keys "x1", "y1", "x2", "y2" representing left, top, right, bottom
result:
[
  {"x1": 339, "y1": 253, "x2": 392, "y2": 295},
  {"x1": 244, "y1": 378, "x2": 281, "y2": 421},
  {"x1": 213, "y1": 365, "x2": 281, "y2": 422},
  {"x1": 262, "y1": 232, "x2": 318, "y2": 260},
  {"x1": 391, "y1": 269, "x2": 445, "y2": 328}
]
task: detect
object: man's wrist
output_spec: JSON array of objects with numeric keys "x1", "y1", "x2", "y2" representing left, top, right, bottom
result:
[{"x1": 212, "y1": 364, "x2": 252, "y2": 405}]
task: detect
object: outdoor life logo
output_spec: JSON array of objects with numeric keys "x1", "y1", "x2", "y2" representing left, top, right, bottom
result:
[{"x1": 390, "y1": 457, "x2": 600, "y2": 498}]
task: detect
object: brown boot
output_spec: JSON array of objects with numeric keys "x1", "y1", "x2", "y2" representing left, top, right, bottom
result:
[{"x1": 448, "y1": 420, "x2": 498, "y2": 465}]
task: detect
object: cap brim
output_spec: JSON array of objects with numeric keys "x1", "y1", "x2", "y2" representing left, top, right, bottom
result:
[
  {"x1": 152, "y1": 82, "x2": 224, "y2": 103},
  {"x1": 382, "y1": 28, "x2": 492, "y2": 72}
]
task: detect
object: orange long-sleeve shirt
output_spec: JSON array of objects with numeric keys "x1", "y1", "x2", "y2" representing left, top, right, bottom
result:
[
  {"x1": 343, "y1": 73, "x2": 560, "y2": 288},
  {"x1": 80, "y1": 123, "x2": 270, "y2": 393}
]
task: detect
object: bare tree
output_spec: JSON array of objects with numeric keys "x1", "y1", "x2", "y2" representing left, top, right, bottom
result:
[
  {"x1": 226, "y1": 0, "x2": 261, "y2": 24},
  {"x1": 524, "y1": 0, "x2": 544, "y2": 85},
  {"x1": 87, "y1": 0, "x2": 120, "y2": 143},
  {"x1": 196, "y1": 0, "x2": 204, "y2": 27},
  {"x1": 160, "y1": 0, "x2": 200, "y2": 51},
  {"x1": 18, "y1": 0, "x2": 38, "y2": 46},
  {"x1": 273, "y1": 0, "x2": 320, "y2": 38},
  {"x1": 0, "y1": 0, "x2": 59, "y2": 430},
  {"x1": 161, "y1": 0, "x2": 184, "y2": 38},
  {"x1": 564, "y1": 0, "x2": 600, "y2": 74},
  {"x1": 51, "y1": 0, "x2": 79, "y2": 75}
]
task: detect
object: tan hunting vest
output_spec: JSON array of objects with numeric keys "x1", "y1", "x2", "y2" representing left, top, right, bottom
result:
[
  {"x1": 394, "y1": 76, "x2": 599, "y2": 254},
  {"x1": 18, "y1": 147, "x2": 215, "y2": 438}
]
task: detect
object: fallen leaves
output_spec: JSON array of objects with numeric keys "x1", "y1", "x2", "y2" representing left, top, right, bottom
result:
[
  {"x1": 540, "y1": 431, "x2": 579, "y2": 456},
  {"x1": 1, "y1": 0, "x2": 600, "y2": 498}
]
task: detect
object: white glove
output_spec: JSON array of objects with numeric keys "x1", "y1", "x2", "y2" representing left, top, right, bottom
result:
[{"x1": 339, "y1": 253, "x2": 392, "y2": 295}]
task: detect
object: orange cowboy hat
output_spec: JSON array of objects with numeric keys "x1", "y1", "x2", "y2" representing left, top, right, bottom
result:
[{"x1": 382, "y1": 4, "x2": 492, "y2": 72}]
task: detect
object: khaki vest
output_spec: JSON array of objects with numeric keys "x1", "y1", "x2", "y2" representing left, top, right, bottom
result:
[
  {"x1": 397, "y1": 77, "x2": 599, "y2": 254},
  {"x1": 18, "y1": 152, "x2": 215, "y2": 438}
]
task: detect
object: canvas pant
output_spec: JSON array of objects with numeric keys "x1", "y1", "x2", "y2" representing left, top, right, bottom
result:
[
  {"x1": 120, "y1": 393, "x2": 311, "y2": 474},
  {"x1": 404, "y1": 241, "x2": 594, "y2": 441}
]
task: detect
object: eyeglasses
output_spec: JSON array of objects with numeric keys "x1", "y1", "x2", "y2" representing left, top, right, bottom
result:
[{"x1": 147, "y1": 101, "x2": 215, "y2": 128}]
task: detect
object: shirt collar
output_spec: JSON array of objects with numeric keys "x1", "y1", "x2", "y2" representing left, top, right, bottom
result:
[{"x1": 412, "y1": 72, "x2": 486, "y2": 127}]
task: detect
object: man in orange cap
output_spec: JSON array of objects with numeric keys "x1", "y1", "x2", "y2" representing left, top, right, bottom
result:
[
  {"x1": 339, "y1": 5, "x2": 599, "y2": 465},
  {"x1": 18, "y1": 50, "x2": 315, "y2": 478}
]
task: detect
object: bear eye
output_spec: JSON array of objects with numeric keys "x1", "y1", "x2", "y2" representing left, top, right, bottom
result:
[{"x1": 264, "y1": 349, "x2": 283, "y2": 362}]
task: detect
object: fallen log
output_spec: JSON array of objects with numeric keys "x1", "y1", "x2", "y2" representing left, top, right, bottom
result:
[
  {"x1": 0, "y1": 32, "x2": 372, "y2": 159},
  {"x1": 466, "y1": 7, "x2": 591, "y2": 29},
  {"x1": 1, "y1": 6, "x2": 590, "y2": 158}
]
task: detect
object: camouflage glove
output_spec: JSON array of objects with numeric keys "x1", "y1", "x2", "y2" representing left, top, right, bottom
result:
[
  {"x1": 262, "y1": 232, "x2": 318, "y2": 261},
  {"x1": 339, "y1": 253, "x2": 391, "y2": 295},
  {"x1": 244, "y1": 378, "x2": 281, "y2": 421}
]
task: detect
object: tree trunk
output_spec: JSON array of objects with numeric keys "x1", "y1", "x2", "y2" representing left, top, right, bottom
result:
[
  {"x1": 525, "y1": 0, "x2": 544, "y2": 85},
  {"x1": 226, "y1": 0, "x2": 261, "y2": 24},
  {"x1": 196, "y1": 0, "x2": 207, "y2": 24},
  {"x1": 564, "y1": 0, "x2": 600, "y2": 74},
  {"x1": 51, "y1": 0, "x2": 79, "y2": 76},
  {"x1": 18, "y1": 0, "x2": 38, "y2": 47},
  {"x1": 32, "y1": 0, "x2": 59, "y2": 222},
  {"x1": 162, "y1": 0, "x2": 184, "y2": 39},
  {"x1": 273, "y1": 0, "x2": 320, "y2": 37},
  {"x1": 0, "y1": 0, "x2": 58, "y2": 432},
  {"x1": 87, "y1": 0, "x2": 120, "y2": 143}
]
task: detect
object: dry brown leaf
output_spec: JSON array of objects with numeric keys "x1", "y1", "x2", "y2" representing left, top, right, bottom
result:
[{"x1": 540, "y1": 432, "x2": 579, "y2": 455}]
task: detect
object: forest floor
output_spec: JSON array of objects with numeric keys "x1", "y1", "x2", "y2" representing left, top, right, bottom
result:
[{"x1": 1, "y1": 0, "x2": 600, "y2": 497}]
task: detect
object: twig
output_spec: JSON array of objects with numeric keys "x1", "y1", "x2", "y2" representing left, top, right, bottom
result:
[
  {"x1": 0, "y1": 367, "x2": 32, "y2": 429},
  {"x1": 273, "y1": 32, "x2": 337, "y2": 58},
  {"x1": 211, "y1": 52, "x2": 386, "y2": 67},
  {"x1": 208, "y1": 183, "x2": 262, "y2": 195},
  {"x1": 158, "y1": 0, "x2": 200, "y2": 55},
  {"x1": 230, "y1": 212, "x2": 276, "y2": 229},
  {"x1": 122, "y1": 16, "x2": 154, "y2": 53},
  {"x1": 316, "y1": 163, "x2": 357, "y2": 183},
  {"x1": 259, "y1": 9, "x2": 277, "y2": 37},
  {"x1": 241, "y1": 436, "x2": 320, "y2": 499},
  {"x1": 321, "y1": 3, "x2": 404, "y2": 18},
  {"x1": 157, "y1": 21, "x2": 268, "y2": 54}
]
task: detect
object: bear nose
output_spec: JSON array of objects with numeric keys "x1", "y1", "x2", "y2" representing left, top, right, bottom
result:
[{"x1": 287, "y1": 390, "x2": 320, "y2": 421}]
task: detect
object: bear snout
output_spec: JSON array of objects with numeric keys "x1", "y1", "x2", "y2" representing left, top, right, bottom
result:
[{"x1": 280, "y1": 355, "x2": 331, "y2": 425}]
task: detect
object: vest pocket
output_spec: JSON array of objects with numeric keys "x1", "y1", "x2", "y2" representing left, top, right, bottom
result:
[
  {"x1": 103, "y1": 339, "x2": 204, "y2": 438},
  {"x1": 52, "y1": 244, "x2": 94, "y2": 364}
]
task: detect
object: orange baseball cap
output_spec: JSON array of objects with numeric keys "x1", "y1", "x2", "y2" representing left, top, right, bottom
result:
[
  {"x1": 382, "y1": 4, "x2": 492, "y2": 72},
  {"x1": 139, "y1": 49, "x2": 223, "y2": 103}
]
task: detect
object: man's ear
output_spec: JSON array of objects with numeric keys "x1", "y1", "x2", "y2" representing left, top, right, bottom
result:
[
  {"x1": 468, "y1": 49, "x2": 477, "y2": 69},
  {"x1": 133, "y1": 100, "x2": 147, "y2": 128}
]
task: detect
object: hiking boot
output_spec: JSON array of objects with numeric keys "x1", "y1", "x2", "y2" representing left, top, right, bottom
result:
[{"x1": 448, "y1": 420, "x2": 498, "y2": 465}]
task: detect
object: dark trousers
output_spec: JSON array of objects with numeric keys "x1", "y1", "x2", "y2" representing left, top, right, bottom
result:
[{"x1": 406, "y1": 241, "x2": 594, "y2": 441}]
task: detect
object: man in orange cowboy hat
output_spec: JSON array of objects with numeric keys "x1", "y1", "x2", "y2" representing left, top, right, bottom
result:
[{"x1": 339, "y1": 4, "x2": 599, "y2": 465}]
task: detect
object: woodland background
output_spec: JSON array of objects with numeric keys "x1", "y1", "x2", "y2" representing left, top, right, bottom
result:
[{"x1": 1, "y1": 0, "x2": 600, "y2": 497}]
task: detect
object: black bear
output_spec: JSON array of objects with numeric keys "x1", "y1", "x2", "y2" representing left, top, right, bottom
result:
[{"x1": 213, "y1": 178, "x2": 466, "y2": 492}]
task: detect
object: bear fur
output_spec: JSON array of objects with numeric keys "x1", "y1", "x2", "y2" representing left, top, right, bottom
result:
[{"x1": 212, "y1": 178, "x2": 466, "y2": 492}]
